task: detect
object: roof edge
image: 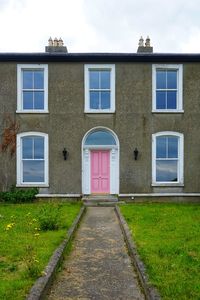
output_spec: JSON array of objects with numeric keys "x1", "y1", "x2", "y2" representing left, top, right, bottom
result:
[{"x1": 0, "y1": 52, "x2": 200, "y2": 63}]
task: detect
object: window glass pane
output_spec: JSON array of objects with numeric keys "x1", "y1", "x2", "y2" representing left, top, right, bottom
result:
[
  {"x1": 167, "y1": 91, "x2": 177, "y2": 109},
  {"x1": 34, "y1": 71, "x2": 44, "y2": 89},
  {"x1": 101, "y1": 91, "x2": 110, "y2": 109},
  {"x1": 156, "y1": 160, "x2": 178, "y2": 182},
  {"x1": 23, "y1": 160, "x2": 44, "y2": 182},
  {"x1": 34, "y1": 91, "x2": 44, "y2": 109},
  {"x1": 23, "y1": 91, "x2": 33, "y2": 109},
  {"x1": 23, "y1": 71, "x2": 33, "y2": 89},
  {"x1": 156, "y1": 91, "x2": 166, "y2": 109},
  {"x1": 90, "y1": 91, "x2": 99, "y2": 109},
  {"x1": 89, "y1": 71, "x2": 99, "y2": 89},
  {"x1": 156, "y1": 70, "x2": 166, "y2": 89},
  {"x1": 156, "y1": 137, "x2": 167, "y2": 158},
  {"x1": 168, "y1": 137, "x2": 178, "y2": 158},
  {"x1": 85, "y1": 130, "x2": 116, "y2": 145},
  {"x1": 101, "y1": 71, "x2": 110, "y2": 89},
  {"x1": 22, "y1": 137, "x2": 33, "y2": 159},
  {"x1": 34, "y1": 137, "x2": 44, "y2": 159},
  {"x1": 167, "y1": 70, "x2": 177, "y2": 89}
]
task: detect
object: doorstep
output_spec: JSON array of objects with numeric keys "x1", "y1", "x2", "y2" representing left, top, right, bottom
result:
[{"x1": 82, "y1": 195, "x2": 120, "y2": 206}]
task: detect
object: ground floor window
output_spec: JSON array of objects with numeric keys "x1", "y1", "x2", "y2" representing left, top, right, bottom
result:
[
  {"x1": 152, "y1": 132, "x2": 184, "y2": 185},
  {"x1": 17, "y1": 132, "x2": 48, "y2": 186}
]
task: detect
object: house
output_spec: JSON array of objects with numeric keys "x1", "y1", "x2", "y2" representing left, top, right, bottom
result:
[{"x1": 0, "y1": 37, "x2": 200, "y2": 201}]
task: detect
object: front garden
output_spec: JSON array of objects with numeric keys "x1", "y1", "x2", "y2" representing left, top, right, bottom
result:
[
  {"x1": 120, "y1": 203, "x2": 200, "y2": 300},
  {"x1": 0, "y1": 201, "x2": 81, "y2": 300}
]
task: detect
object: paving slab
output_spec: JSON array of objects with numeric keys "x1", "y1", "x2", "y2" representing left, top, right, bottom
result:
[{"x1": 47, "y1": 207, "x2": 145, "y2": 300}]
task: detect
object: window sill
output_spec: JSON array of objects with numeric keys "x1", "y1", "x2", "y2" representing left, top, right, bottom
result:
[
  {"x1": 152, "y1": 110, "x2": 184, "y2": 113},
  {"x1": 16, "y1": 184, "x2": 49, "y2": 187},
  {"x1": 84, "y1": 110, "x2": 115, "y2": 114},
  {"x1": 16, "y1": 110, "x2": 49, "y2": 114},
  {"x1": 152, "y1": 183, "x2": 184, "y2": 187}
]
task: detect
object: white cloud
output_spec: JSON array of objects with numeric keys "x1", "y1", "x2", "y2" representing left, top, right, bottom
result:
[{"x1": 0, "y1": 0, "x2": 200, "y2": 53}]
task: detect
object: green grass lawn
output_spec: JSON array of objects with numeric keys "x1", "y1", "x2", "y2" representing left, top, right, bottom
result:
[
  {"x1": 0, "y1": 201, "x2": 81, "y2": 300},
  {"x1": 120, "y1": 203, "x2": 200, "y2": 300}
]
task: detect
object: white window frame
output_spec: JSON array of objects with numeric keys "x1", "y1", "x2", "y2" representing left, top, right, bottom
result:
[
  {"x1": 16, "y1": 132, "x2": 49, "y2": 187},
  {"x1": 152, "y1": 64, "x2": 183, "y2": 113},
  {"x1": 17, "y1": 64, "x2": 48, "y2": 113},
  {"x1": 152, "y1": 132, "x2": 184, "y2": 186},
  {"x1": 84, "y1": 64, "x2": 115, "y2": 113}
]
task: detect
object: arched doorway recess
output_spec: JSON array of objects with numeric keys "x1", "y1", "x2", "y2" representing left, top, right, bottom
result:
[{"x1": 82, "y1": 127, "x2": 119, "y2": 195}]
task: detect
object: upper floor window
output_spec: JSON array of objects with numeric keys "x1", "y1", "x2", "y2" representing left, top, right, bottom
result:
[
  {"x1": 84, "y1": 64, "x2": 115, "y2": 113},
  {"x1": 17, "y1": 64, "x2": 48, "y2": 113},
  {"x1": 152, "y1": 132, "x2": 184, "y2": 185},
  {"x1": 17, "y1": 132, "x2": 49, "y2": 186},
  {"x1": 152, "y1": 64, "x2": 183, "y2": 112}
]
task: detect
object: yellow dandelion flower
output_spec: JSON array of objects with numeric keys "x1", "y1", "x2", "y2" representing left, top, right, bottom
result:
[{"x1": 5, "y1": 223, "x2": 14, "y2": 230}]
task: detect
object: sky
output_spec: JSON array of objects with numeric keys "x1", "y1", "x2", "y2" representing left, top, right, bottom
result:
[{"x1": 1, "y1": 0, "x2": 200, "y2": 53}]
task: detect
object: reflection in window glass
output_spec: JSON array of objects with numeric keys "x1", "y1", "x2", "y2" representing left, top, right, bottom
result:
[
  {"x1": 90, "y1": 71, "x2": 99, "y2": 89},
  {"x1": 34, "y1": 137, "x2": 44, "y2": 159},
  {"x1": 34, "y1": 92, "x2": 44, "y2": 109},
  {"x1": 90, "y1": 91, "x2": 99, "y2": 109},
  {"x1": 167, "y1": 91, "x2": 177, "y2": 109},
  {"x1": 156, "y1": 91, "x2": 166, "y2": 109},
  {"x1": 156, "y1": 70, "x2": 166, "y2": 89},
  {"x1": 89, "y1": 69, "x2": 111, "y2": 109},
  {"x1": 22, "y1": 69, "x2": 44, "y2": 110},
  {"x1": 156, "y1": 135, "x2": 179, "y2": 182},
  {"x1": 23, "y1": 71, "x2": 33, "y2": 89},
  {"x1": 101, "y1": 92, "x2": 110, "y2": 109},
  {"x1": 85, "y1": 130, "x2": 116, "y2": 145},
  {"x1": 23, "y1": 161, "x2": 44, "y2": 182},
  {"x1": 101, "y1": 71, "x2": 110, "y2": 89},
  {"x1": 168, "y1": 137, "x2": 178, "y2": 158},
  {"x1": 156, "y1": 160, "x2": 177, "y2": 182},
  {"x1": 156, "y1": 69, "x2": 177, "y2": 110},
  {"x1": 34, "y1": 71, "x2": 44, "y2": 89},
  {"x1": 22, "y1": 136, "x2": 45, "y2": 182},
  {"x1": 156, "y1": 137, "x2": 167, "y2": 158},
  {"x1": 167, "y1": 71, "x2": 177, "y2": 89},
  {"x1": 23, "y1": 92, "x2": 34, "y2": 109},
  {"x1": 22, "y1": 137, "x2": 33, "y2": 159}
]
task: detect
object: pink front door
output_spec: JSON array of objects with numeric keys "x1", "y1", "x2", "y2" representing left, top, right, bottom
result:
[{"x1": 91, "y1": 150, "x2": 110, "y2": 194}]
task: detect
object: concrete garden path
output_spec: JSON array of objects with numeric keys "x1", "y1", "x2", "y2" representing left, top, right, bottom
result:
[{"x1": 47, "y1": 207, "x2": 145, "y2": 300}]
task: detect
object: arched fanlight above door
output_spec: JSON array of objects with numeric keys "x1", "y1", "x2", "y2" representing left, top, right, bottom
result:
[{"x1": 85, "y1": 130, "x2": 116, "y2": 145}]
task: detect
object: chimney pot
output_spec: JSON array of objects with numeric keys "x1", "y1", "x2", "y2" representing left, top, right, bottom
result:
[
  {"x1": 145, "y1": 36, "x2": 151, "y2": 47},
  {"x1": 58, "y1": 38, "x2": 64, "y2": 46},
  {"x1": 137, "y1": 35, "x2": 153, "y2": 53},
  {"x1": 45, "y1": 36, "x2": 68, "y2": 53},
  {"x1": 53, "y1": 37, "x2": 58, "y2": 46},
  {"x1": 138, "y1": 36, "x2": 144, "y2": 47},
  {"x1": 48, "y1": 37, "x2": 53, "y2": 46}
]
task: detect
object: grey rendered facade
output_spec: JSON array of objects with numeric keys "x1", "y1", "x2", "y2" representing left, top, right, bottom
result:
[{"x1": 0, "y1": 42, "x2": 200, "y2": 199}]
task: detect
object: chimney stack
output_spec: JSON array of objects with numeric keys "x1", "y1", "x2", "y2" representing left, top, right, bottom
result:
[
  {"x1": 137, "y1": 36, "x2": 153, "y2": 53},
  {"x1": 45, "y1": 37, "x2": 68, "y2": 53}
]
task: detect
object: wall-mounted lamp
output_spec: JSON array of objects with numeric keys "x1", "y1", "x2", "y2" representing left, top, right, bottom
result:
[
  {"x1": 62, "y1": 148, "x2": 68, "y2": 160},
  {"x1": 133, "y1": 148, "x2": 139, "y2": 160}
]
